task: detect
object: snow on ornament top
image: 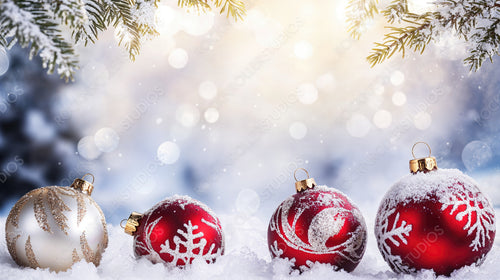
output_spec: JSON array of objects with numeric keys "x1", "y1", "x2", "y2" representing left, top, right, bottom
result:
[
  {"x1": 122, "y1": 195, "x2": 225, "y2": 268},
  {"x1": 374, "y1": 142, "x2": 496, "y2": 276},
  {"x1": 267, "y1": 168, "x2": 367, "y2": 272}
]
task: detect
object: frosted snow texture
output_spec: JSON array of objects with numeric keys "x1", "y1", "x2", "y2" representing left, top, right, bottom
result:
[
  {"x1": 0, "y1": 212, "x2": 499, "y2": 279},
  {"x1": 375, "y1": 168, "x2": 496, "y2": 273}
]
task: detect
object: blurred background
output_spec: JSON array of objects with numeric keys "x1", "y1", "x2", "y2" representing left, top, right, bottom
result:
[{"x1": 0, "y1": 0, "x2": 499, "y2": 225}]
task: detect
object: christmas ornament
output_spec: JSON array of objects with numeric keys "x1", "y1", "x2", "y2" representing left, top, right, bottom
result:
[
  {"x1": 267, "y1": 168, "x2": 367, "y2": 272},
  {"x1": 122, "y1": 195, "x2": 224, "y2": 267},
  {"x1": 375, "y1": 142, "x2": 496, "y2": 275},
  {"x1": 5, "y1": 174, "x2": 108, "y2": 271}
]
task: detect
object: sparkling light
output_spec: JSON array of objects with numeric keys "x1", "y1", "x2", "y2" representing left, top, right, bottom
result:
[
  {"x1": 346, "y1": 114, "x2": 371, "y2": 138},
  {"x1": 236, "y1": 188, "x2": 260, "y2": 214},
  {"x1": 176, "y1": 104, "x2": 200, "y2": 127},
  {"x1": 462, "y1": 141, "x2": 493, "y2": 171},
  {"x1": 294, "y1": 41, "x2": 314, "y2": 59},
  {"x1": 296, "y1": 83, "x2": 318, "y2": 104},
  {"x1": 199, "y1": 81, "x2": 218, "y2": 100},
  {"x1": 181, "y1": 11, "x2": 214, "y2": 36},
  {"x1": 155, "y1": 5, "x2": 181, "y2": 36},
  {"x1": 289, "y1": 122, "x2": 307, "y2": 140},
  {"x1": 413, "y1": 112, "x2": 432, "y2": 130},
  {"x1": 204, "y1": 107, "x2": 219, "y2": 123},
  {"x1": 316, "y1": 73, "x2": 336, "y2": 91},
  {"x1": 94, "y1": 127, "x2": 120, "y2": 153},
  {"x1": 373, "y1": 110, "x2": 392, "y2": 128},
  {"x1": 168, "y1": 48, "x2": 189, "y2": 69},
  {"x1": 157, "y1": 141, "x2": 180, "y2": 164},
  {"x1": 390, "y1": 71, "x2": 405, "y2": 86},
  {"x1": 392, "y1": 91, "x2": 407, "y2": 106},
  {"x1": 77, "y1": 136, "x2": 101, "y2": 160}
]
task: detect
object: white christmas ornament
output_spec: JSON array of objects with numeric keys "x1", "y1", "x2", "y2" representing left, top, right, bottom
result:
[{"x1": 5, "y1": 174, "x2": 108, "y2": 271}]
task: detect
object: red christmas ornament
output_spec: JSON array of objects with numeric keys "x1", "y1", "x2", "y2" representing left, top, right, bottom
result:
[
  {"x1": 375, "y1": 142, "x2": 496, "y2": 276},
  {"x1": 123, "y1": 196, "x2": 224, "y2": 267},
  {"x1": 267, "y1": 168, "x2": 367, "y2": 272}
]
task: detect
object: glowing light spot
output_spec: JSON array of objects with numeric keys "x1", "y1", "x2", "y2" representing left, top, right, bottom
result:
[
  {"x1": 390, "y1": 71, "x2": 405, "y2": 86},
  {"x1": 157, "y1": 141, "x2": 180, "y2": 164},
  {"x1": 94, "y1": 127, "x2": 120, "y2": 153},
  {"x1": 413, "y1": 112, "x2": 432, "y2": 130},
  {"x1": 297, "y1": 83, "x2": 318, "y2": 104},
  {"x1": 289, "y1": 122, "x2": 307, "y2": 140},
  {"x1": 316, "y1": 73, "x2": 336, "y2": 91},
  {"x1": 77, "y1": 136, "x2": 101, "y2": 160},
  {"x1": 199, "y1": 81, "x2": 218, "y2": 100},
  {"x1": 373, "y1": 110, "x2": 392, "y2": 128},
  {"x1": 462, "y1": 141, "x2": 492, "y2": 171},
  {"x1": 168, "y1": 48, "x2": 188, "y2": 69},
  {"x1": 346, "y1": 114, "x2": 371, "y2": 138},
  {"x1": 294, "y1": 41, "x2": 313, "y2": 59},
  {"x1": 204, "y1": 107, "x2": 219, "y2": 123},
  {"x1": 176, "y1": 104, "x2": 200, "y2": 127},
  {"x1": 392, "y1": 91, "x2": 407, "y2": 106}
]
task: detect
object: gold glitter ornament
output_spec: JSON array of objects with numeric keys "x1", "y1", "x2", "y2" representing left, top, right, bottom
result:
[{"x1": 5, "y1": 174, "x2": 108, "y2": 271}]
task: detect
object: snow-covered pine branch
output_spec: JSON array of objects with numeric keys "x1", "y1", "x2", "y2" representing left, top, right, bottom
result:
[
  {"x1": 347, "y1": 0, "x2": 500, "y2": 71},
  {"x1": 0, "y1": 0, "x2": 246, "y2": 81},
  {"x1": 0, "y1": 0, "x2": 78, "y2": 80}
]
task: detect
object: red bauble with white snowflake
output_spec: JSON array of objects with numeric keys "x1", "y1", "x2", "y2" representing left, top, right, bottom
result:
[
  {"x1": 267, "y1": 169, "x2": 367, "y2": 272},
  {"x1": 123, "y1": 196, "x2": 224, "y2": 267},
  {"x1": 375, "y1": 142, "x2": 496, "y2": 276}
]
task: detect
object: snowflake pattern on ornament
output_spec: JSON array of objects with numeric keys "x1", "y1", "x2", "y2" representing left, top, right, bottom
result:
[
  {"x1": 375, "y1": 169, "x2": 496, "y2": 273},
  {"x1": 133, "y1": 196, "x2": 224, "y2": 267},
  {"x1": 438, "y1": 184, "x2": 496, "y2": 251},
  {"x1": 375, "y1": 207, "x2": 415, "y2": 273},
  {"x1": 160, "y1": 220, "x2": 222, "y2": 265}
]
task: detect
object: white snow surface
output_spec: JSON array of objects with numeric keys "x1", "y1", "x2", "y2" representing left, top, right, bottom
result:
[{"x1": 1, "y1": 213, "x2": 499, "y2": 280}]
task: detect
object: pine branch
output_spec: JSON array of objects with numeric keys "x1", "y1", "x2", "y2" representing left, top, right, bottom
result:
[
  {"x1": 214, "y1": 0, "x2": 246, "y2": 21},
  {"x1": 0, "y1": 0, "x2": 78, "y2": 80},
  {"x1": 349, "y1": 0, "x2": 500, "y2": 71},
  {"x1": 0, "y1": 0, "x2": 247, "y2": 80},
  {"x1": 346, "y1": 0, "x2": 379, "y2": 39},
  {"x1": 178, "y1": 0, "x2": 246, "y2": 21},
  {"x1": 106, "y1": 0, "x2": 142, "y2": 60}
]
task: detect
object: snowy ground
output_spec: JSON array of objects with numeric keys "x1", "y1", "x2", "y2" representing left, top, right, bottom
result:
[{"x1": 1, "y1": 211, "x2": 499, "y2": 280}]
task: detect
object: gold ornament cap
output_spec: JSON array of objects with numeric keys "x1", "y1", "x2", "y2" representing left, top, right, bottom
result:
[
  {"x1": 121, "y1": 212, "x2": 144, "y2": 236},
  {"x1": 409, "y1": 142, "x2": 438, "y2": 174},
  {"x1": 294, "y1": 168, "x2": 316, "y2": 193},
  {"x1": 70, "y1": 173, "x2": 95, "y2": 195}
]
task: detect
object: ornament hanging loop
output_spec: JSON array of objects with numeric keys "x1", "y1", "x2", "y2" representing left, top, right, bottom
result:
[
  {"x1": 409, "y1": 142, "x2": 437, "y2": 174},
  {"x1": 82, "y1": 173, "x2": 95, "y2": 184},
  {"x1": 70, "y1": 173, "x2": 95, "y2": 195},
  {"x1": 294, "y1": 168, "x2": 317, "y2": 193},
  {"x1": 412, "y1": 142, "x2": 432, "y2": 159}
]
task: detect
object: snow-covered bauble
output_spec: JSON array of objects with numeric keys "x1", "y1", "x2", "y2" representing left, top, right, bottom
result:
[
  {"x1": 375, "y1": 142, "x2": 496, "y2": 275},
  {"x1": 123, "y1": 196, "x2": 224, "y2": 267},
  {"x1": 5, "y1": 174, "x2": 108, "y2": 271},
  {"x1": 267, "y1": 168, "x2": 367, "y2": 272}
]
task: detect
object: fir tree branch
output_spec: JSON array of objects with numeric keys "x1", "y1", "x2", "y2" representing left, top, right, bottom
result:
[
  {"x1": 349, "y1": 0, "x2": 500, "y2": 71},
  {"x1": 106, "y1": 0, "x2": 142, "y2": 60},
  {"x1": 178, "y1": 0, "x2": 246, "y2": 20},
  {"x1": 0, "y1": 0, "x2": 78, "y2": 80},
  {"x1": 346, "y1": 0, "x2": 379, "y2": 39}
]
